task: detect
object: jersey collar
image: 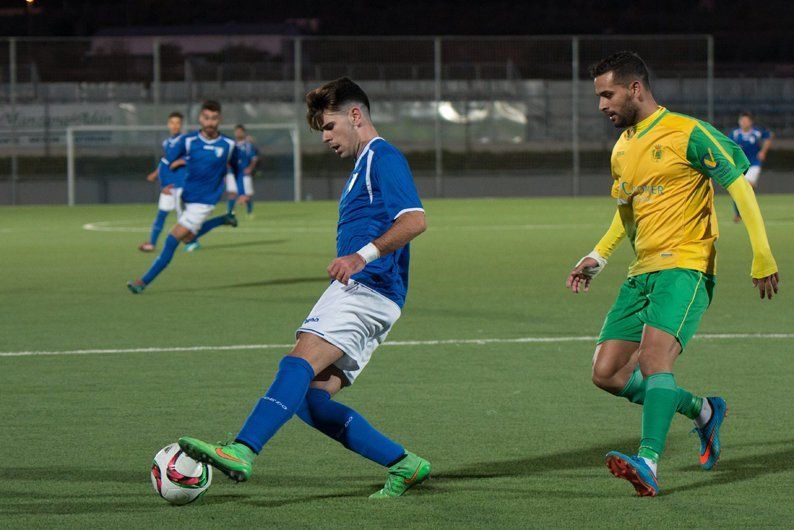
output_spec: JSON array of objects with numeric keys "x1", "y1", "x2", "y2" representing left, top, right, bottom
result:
[
  {"x1": 198, "y1": 132, "x2": 222, "y2": 144},
  {"x1": 356, "y1": 136, "x2": 383, "y2": 163},
  {"x1": 632, "y1": 106, "x2": 667, "y2": 139}
]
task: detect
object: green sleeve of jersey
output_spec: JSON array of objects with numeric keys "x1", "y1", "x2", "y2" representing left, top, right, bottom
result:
[{"x1": 685, "y1": 120, "x2": 751, "y2": 188}]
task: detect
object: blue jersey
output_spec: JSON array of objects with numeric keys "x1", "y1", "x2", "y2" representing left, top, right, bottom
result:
[
  {"x1": 173, "y1": 131, "x2": 237, "y2": 205},
  {"x1": 158, "y1": 134, "x2": 186, "y2": 188},
  {"x1": 234, "y1": 140, "x2": 259, "y2": 178},
  {"x1": 730, "y1": 126, "x2": 771, "y2": 167},
  {"x1": 338, "y1": 137, "x2": 424, "y2": 308}
]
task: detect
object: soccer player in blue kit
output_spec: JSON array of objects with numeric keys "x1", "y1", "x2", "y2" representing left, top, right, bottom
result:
[
  {"x1": 178, "y1": 78, "x2": 432, "y2": 499},
  {"x1": 127, "y1": 100, "x2": 239, "y2": 293},
  {"x1": 226, "y1": 124, "x2": 258, "y2": 217},
  {"x1": 184, "y1": 124, "x2": 258, "y2": 252},
  {"x1": 138, "y1": 112, "x2": 186, "y2": 252},
  {"x1": 730, "y1": 112, "x2": 773, "y2": 222}
]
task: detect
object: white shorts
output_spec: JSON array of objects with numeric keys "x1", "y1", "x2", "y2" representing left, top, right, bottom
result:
[
  {"x1": 744, "y1": 166, "x2": 761, "y2": 186},
  {"x1": 296, "y1": 280, "x2": 401, "y2": 384},
  {"x1": 225, "y1": 174, "x2": 254, "y2": 196},
  {"x1": 158, "y1": 187, "x2": 183, "y2": 215},
  {"x1": 177, "y1": 203, "x2": 215, "y2": 234}
]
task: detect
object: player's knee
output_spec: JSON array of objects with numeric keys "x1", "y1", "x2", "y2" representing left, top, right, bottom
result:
[{"x1": 591, "y1": 364, "x2": 620, "y2": 392}]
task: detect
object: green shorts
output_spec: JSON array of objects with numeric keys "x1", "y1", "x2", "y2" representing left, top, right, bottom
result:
[{"x1": 598, "y1": 268, "x2": 715, "y2": 349}]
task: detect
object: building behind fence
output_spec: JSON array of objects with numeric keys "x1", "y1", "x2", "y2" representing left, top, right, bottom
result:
[{"x1": 1, "y1": 35, "x2": 792, "y2": 204}]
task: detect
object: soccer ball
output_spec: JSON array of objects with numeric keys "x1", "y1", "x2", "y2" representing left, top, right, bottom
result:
[{"x1": 150, "y1": 442, "x2": 212, "y2": 505}]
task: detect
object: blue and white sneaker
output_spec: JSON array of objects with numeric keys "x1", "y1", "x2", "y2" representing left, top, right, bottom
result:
[
  {"x1": 184, "y1": 241, "x2": 201, "y2": 252},
  {"x1": 694, "y1": 396, "x2": 727, "y2": 470},
  {"x1": 605, "y1": 451, "x2": 660, "y2": 497}
]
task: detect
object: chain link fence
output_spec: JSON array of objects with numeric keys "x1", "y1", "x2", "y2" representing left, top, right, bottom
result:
[{"x1": 2, "y1": 34, "x2": 791, "y2": 205}]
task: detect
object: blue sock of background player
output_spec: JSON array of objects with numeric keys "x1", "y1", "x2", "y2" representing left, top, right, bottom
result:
[
  {"x1": 149, "y1": 209, "x2": 169, "y2": 246},
  {"x1": 246, "y1": 198, "x2": 253, "y2": 215},
  {"x1": 141, "y1": 234, "x2": 180, "y2": 284},
  {"x1": 296, "y1": 388, "x2": 405, "y2": 466},
  {"x1": 227, "y1": 198, "x2": 236, "y2": 214},
  {"x1": 187, "y1": 214, "x2": 231, "y2": 245}
]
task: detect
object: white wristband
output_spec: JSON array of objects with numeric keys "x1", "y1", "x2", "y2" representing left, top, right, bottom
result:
[
  {"x1": 576, "y1": 250, "x2": 608, "y2": 278},
  {"x1": 356, "y1": 242, "x2": 381, "y2": 264}
]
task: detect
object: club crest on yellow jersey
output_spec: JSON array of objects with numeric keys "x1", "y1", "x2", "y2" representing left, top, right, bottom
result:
[{"x1": 651, "y1": 144, "x2": 663, "y2": 162}]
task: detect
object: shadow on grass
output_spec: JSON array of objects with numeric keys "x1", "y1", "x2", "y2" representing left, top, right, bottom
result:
[
  {"x1": 165, "y1": 276, "x2": 329, "y2": 292},
  {"x1": 193, "y1": 239, "x2": 288, "y2": 251},
  {"x1": 666, "y1": 438, "x2": 794, "y2": 495},
  {"x1": 433, "y1": 437, "x2": 639, "y2": 482}
]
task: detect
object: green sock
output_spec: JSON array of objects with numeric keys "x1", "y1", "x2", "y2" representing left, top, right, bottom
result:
[
  {"x1": 639, "y1": 372, "x2": 679, "y2": 462},
  {"x1": 617, "y1": 367, "x2": 645, "y2": 404},
  {"x1": 618, "y1": 367, "x2": 703, "y2": 419}
]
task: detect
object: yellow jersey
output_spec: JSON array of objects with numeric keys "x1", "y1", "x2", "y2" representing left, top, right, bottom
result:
[{"x1": 608, "y1": 106, "x2": 750, "y2": 276}]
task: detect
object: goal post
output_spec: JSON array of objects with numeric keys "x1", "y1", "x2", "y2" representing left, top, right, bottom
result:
[{"x1": 66, "y1": 123, "x2": 301, "y2": 206}]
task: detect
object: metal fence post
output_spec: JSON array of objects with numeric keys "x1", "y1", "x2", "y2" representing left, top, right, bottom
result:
[
  {"x1": 571, "y1": 36, "x2": 580, "y2": 197},
  {"x1": 293, "y1": 36, "x2": 303, "y2": 202},
  {"x1": 152, "y1": 37, "x2": 161, "y2": 106},
  {"x1": 66, "y1": 127, "x2": 75, "y2": 206},
  {"x1": 9, "y1": 37, "x2": 18, "y2": 205},
  {"x1": 434, "y1": 36, "x2": 443, "y2": 198},
  {"x1": 707, "y1": 35, "x2": 714, "y2": 123}
]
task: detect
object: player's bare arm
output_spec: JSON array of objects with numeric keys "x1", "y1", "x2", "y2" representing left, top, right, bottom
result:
[
  {"x1": 327, "y1": 211, "x2": 427, "y2": 285},
  {"x1": 567, "y1": 210, "x2": 624, "y2": 294},
  {"x1": 758, "y1": 134, "x2": 773, "y2": 162},
  {"x1": 146, "y1": 169, "x2": 158, "y2": 182},
  {"x1": 170, "y1": 158, "x2": 186, "y2": 171},
  {"x1": 245, "y1": 157, "x2": 258, "y2": 175}
]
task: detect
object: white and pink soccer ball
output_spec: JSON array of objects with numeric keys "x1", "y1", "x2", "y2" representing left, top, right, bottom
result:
[{"x1": 150, "y1": 442, "x2": 212, "y2": 505}]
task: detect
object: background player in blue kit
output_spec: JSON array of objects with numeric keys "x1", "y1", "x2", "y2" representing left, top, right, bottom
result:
[
  {"x1": 185, "y1": 124, "x2": 259, "y2": 252},
  {"x1": 138, "y1": 112, "x2": 186, "y2": 252},
  {"x1": 127, "y1": 100, "x2": 238, "y2": 293},
  {"x1": 730, "y1": 111, "x2": 773, "y2": 222},
  {"x1": 225, "y1": 124, "x2": 259, "y2": 218},
  {"x1": 177, "y1": 78, "x2": 431, "y2": 499}
]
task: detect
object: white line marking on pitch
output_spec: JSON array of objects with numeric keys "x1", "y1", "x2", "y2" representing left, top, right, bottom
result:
[
  {"x1": 81, "y1": 220, "x2": 591, "y2": 235},
  {"x1": 2, "y1": 333, "x2": 793, "y2": 358}
]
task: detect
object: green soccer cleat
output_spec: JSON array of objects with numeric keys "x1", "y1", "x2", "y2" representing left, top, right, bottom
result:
[
  {"x1": 183, "y1": 241, "x2": 201, "y2": 252},
  {"x1": 127, "y1": 279, "x2": 146, "y2": 294},
  {"x1": 178, "y1": 436, "x2": 254, "y2": 483},
  {"x1": 369, "y1": 451, "x2": 431, "y2": 499}
]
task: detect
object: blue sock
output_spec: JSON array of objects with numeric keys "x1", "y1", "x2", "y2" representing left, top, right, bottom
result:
[
  {"x1": 246, "y1": 199, "x2": 253, "y2": 214},
  {"x1": 236, "y1": 356, "x2": 315, "y2": 453},
  {"x1": 296, "y1": 388, "x2": 405, "y2": 467},
  {"x1": 227, "y1": 199, "x2": 236, "y2": 214},
  {"x1": 149, "y1": 209, "x2": 169, "y2": 246},
  {"x1": 141, "y1": 234, "x2": 179, "y2": 284},
  {"x1": 194, "y1": 215, "x2": 226, "y2": 239}
]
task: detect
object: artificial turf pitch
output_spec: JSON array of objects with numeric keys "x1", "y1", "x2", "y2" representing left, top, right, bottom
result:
[{"x1": 0, "y1": 196, "x2": 792, "y2": 528}]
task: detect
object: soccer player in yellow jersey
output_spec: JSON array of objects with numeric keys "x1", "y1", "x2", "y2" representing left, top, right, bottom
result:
[{"x1": 566, "y1": 52, "x2": 780, "y2": 497}]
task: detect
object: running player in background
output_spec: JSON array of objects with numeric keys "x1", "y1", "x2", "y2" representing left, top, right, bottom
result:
[
  {"x1": 226, "y1": 124, "x2": 259, "y2": 218},
  {"x1": 177, "y1": 78, "x2": 431, "y2": 499},
  {"x1": 138, "y1": 112, "x2": 186, "y2": 252},
  {"x1": 730, "y1": 112, "x2": 773, "y2": 222},
  {"x1": 567, "y1": 52, "x2": 779, "y2": 497},
  {"x1": 184, "y1": 124, "x2": 258, "y2": 252},
  {"x1": 127, "y1": 100, "x2": 238, "y2": 293}
]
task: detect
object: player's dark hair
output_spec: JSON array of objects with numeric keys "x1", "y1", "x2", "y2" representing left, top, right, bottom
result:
[
  {"x1": 739, "y1": 111, "x2": 754, "y2": 119},
  {"x1": 200, "y1": 100, "x2": 222, "y2": 113},
  {"x1": 305, "y1": 77, "x2": 371, "y2": 131},
  {"x1": 235, "y1": 124, "x2": 246, "y2": 131},
  {"x1": 168, "y1": 111, "x2": 183, "y2": 121},
  {"x1": 589, "y1": 51, "x2": 651, "y2": 90}
]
